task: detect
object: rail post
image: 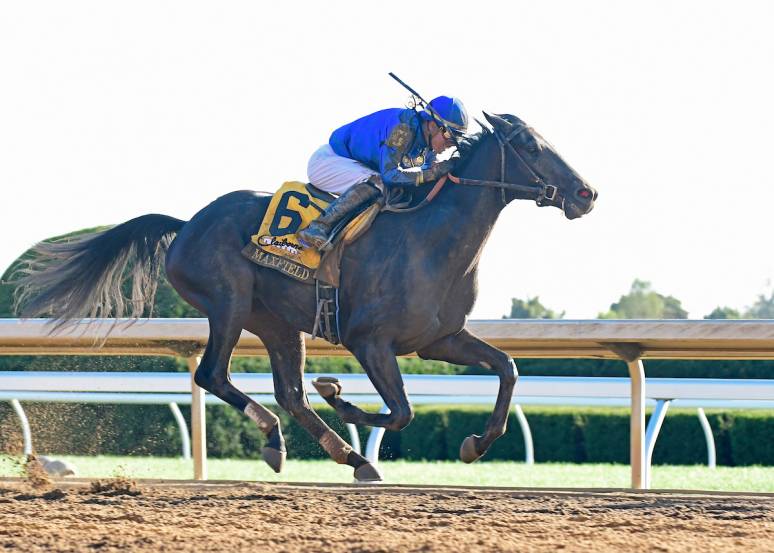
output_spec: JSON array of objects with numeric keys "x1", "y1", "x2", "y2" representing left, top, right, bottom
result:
[
  {"x1": 10, "y1": 399, "x2": 33, "y2": 456},
  {"x1": 645, "y1": 399, "x2": 671, "y2": 488},
  {"x1": 168, "y1": 402, "x2": 192, "y2": 460},
  {"x1": 627, "y1": 358, "x2": 646, "y2": 489},
  {"x1": 604, "y1": 343, "x2": 646, "y2": 489},
  {"x1": 513, "y1": 404, "x2": 534, "y2": 465},
  {"x1": 697, "y1": 408, "x2": 716, "y2": 468},
  {"x1": 187, "y1": 356, "x2": 207, "y2": 480}
]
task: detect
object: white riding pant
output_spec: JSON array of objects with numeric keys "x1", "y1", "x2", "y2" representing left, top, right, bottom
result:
[{"x1": 307, "y1": 144, "x2": 378, "y2": 195}]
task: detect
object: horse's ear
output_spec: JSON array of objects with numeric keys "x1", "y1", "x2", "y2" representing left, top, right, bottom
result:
[
  {"x1": 474, "y1": 116, "x2": 491, "y2": 133},
  {"x1": 483, "y1": 111, "x2": 510, "y2": 134}
]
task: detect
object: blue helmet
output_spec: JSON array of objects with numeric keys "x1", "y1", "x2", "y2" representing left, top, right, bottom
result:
[{"x1": 420, "y1": 96, "x2": 468, "y2": 135}]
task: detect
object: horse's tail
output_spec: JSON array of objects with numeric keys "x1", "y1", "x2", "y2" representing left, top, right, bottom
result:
[{"x1": 13, "y1": 214, "x2": 186, "y2": 326}]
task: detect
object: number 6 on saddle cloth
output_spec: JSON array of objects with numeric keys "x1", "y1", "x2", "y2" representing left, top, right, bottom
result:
[{"x1": 241, "y1": 181, "x2": 383, "y2": 342}]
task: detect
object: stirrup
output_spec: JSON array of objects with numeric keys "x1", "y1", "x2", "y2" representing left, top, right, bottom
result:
[{"x1": 318, "y1": 238, "x2": 335, "y2": 252}]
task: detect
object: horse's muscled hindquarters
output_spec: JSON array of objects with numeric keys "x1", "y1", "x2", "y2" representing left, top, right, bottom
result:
[{"x1": 13, "y1": 112, "x2": 596, "y2": 478}]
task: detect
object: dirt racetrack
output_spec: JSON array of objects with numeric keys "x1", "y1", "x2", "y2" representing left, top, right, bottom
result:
[{"x1": 0, "y1": 479, "x2": 773, "y2": 552}]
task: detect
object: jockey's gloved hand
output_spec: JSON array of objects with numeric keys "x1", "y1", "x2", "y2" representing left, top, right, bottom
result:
[
  {"x1": 436, "y1": 157, "x2": 458, "y2": 175},
  {"x1": 420, "y1": 158, "x2": 457, "y2": 184}
]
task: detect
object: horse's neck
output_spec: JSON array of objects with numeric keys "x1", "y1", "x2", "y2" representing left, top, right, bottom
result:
[{"x1": 419, "y1": 143, "x2": 506, "y2": 274}]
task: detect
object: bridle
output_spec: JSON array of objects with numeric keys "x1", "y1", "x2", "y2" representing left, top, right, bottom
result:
[
  {"x1": 452, "y1": 124, "x2": 558, "y2": 207},
  {"x1": 383, "y1": 123, "x2": 559, "y2": 213}
]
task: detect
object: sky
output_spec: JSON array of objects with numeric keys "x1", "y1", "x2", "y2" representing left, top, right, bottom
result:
[{"x1": 1, "y1": 1, "x2": 773, "y2": 319}]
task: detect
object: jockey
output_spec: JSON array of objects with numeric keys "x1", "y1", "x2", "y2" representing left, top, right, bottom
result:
[{"x1": 298, "y1": 95, "x2": 468, "y2": 251}]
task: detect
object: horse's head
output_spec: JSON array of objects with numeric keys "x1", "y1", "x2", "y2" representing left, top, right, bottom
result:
[{"x1": 481, "y1": 112, "x2": 597, "y2": 220}]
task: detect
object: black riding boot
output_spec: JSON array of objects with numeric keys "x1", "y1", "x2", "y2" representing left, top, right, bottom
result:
[{"x1": 298, "y1": 181, "x2": 382, "y2": 252}]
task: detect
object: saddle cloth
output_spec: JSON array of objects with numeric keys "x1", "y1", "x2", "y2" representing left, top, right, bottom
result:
[{"x1": 241, "y1": 181, "x2": 380, "y2": 285}]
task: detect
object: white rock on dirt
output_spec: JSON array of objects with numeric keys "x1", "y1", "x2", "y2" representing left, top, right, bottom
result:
[{"x1": 37, "y1": 456, "x2": 77, "y2": 477}]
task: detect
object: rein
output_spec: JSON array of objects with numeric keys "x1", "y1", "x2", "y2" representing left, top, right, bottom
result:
[
  {"x1": 383, "y1": 125, "x2": 558, "y2": 213},
  {"x1": 382, "y1": 174, "x2": 451, "y2": 213}
]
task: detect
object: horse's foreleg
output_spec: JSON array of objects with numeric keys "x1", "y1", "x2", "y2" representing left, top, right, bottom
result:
[
  {"x1": 321, "y1": 342, "x2": 415, "y2": 432},
  {"x1": 311, "y1": 377, "x2": 411, "y2": 430},
  {"x1": 417, "y1": 329, "x2": 518, "y2": 463},
  {"x1": 246, "y1": 314, "x2": 382, "y2": 482}
]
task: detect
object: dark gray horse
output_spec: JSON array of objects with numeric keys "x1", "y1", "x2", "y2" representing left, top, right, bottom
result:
[{"x1": 16, "y1": 113, "x2": 596, "y2": 481}]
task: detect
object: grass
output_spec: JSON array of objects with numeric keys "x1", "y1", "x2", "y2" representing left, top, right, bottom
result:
[{"x1": 2, "y1": 455, "x2": 773, "y2": 492}]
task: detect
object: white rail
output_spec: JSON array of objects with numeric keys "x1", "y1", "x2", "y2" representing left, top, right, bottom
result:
[{"x1": 3, "y1": 318, "x2": 774, "y2": 488}]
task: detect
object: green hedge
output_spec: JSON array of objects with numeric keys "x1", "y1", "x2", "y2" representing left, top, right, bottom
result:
[
  {"x1": 2, "y1": 402, "x2": 773, "y2": 466},
  {"x1": 729, "y1": 412, "x2": 774, "y2": 465}
]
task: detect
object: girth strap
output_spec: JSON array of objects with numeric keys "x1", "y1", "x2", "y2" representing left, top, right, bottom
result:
[{"x1": 312, "y1": 281, "x2": 340, "y2": 344}]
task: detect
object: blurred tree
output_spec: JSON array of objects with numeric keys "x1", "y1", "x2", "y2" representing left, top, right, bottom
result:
[
  {"x1": 503, "y1": 296, "x2": 564, "y2": 319},
  {"x1": 598, "y1": 279, "x2": 688, "y2": 319},
  {"x1": 745, "y1": 291, "x2": 774, "y2": 319},
  {"x1": 704, "y1": 306, "x2": 741, "y2": 319}
]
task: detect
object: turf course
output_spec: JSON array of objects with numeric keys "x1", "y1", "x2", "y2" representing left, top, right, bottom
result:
[{"x1": 2, "y1": 456, "x2": 773, "y2": 492}]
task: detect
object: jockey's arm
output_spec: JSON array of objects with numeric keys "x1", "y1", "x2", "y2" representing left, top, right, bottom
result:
[
  {"x1": 379, "y1": 144, "x2": 423, "y2": 187},
  {"x1": 379, "y1": 145, "x2": 453, "y2": 187}
]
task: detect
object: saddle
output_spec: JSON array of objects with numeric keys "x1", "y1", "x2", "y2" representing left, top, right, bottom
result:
[{"x1": 241, "y1": 182, "x2": 382, "y2": 343}]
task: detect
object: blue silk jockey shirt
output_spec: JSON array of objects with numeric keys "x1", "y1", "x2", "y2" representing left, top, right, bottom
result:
[{"x1": 328, "y1": 108, "x2": 436, "y2": 187}]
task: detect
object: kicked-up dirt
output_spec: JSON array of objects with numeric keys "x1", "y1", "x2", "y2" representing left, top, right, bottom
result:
[{"x1": 0, "y1": 479, "x2": 772, "y2": 552}]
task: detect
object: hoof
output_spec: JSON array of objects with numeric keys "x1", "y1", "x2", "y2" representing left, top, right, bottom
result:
[
  {"x1": 312, "y1": 376, "x2": 342, "y2": 400},
  {"x1": 460, "y1": 435, "x2": 484, "y2": 464},
  {"x1": 262, "y1": 446, "x2": 286, "y2": 474},
  {"x1": 353, "y1": 462, "x2": 383, "y2": 483}
]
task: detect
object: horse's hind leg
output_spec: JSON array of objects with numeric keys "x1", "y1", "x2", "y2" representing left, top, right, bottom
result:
[
  {"x1": 164, "y1": 211, "x2": 285, "y2": 471},
  {"x1": 245, "y1": 311, "x2": 382, "y2": 482},
  {"x1": 192, "y1": 303, "x2": 286, "y2": 472},
  {"x1": 417, "y1": 329, "x2": 517, "y2": 463}
]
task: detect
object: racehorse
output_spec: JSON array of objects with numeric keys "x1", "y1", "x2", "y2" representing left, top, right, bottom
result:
[{"x1": 15, "y1": 112, "x2": 597, "y2": 482}]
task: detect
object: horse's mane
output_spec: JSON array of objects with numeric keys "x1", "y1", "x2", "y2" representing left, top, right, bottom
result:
[{"x1": 455, "y1": 127, "x2": 492, "y2": 173}]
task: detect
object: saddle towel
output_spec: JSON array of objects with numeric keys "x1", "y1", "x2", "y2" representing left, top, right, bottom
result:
[
  {"x1": 307, "y1": 144, "x2": 378, "y2": 194},
  {"x1": 241, "y1": 181, "x2": 381, "y2": 285},
  {"x1": 242, "y1": 181, "x2": 332, "y2": 283}
]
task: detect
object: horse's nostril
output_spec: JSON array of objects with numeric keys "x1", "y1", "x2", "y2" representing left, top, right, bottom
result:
[{"x1": 577, "y1": 188, "x2": 592, "y2": 199}]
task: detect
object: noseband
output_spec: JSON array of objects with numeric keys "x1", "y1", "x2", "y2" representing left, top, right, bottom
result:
[{"x1": 383, "y1": 124, "x2": 558, "y2": 214}]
